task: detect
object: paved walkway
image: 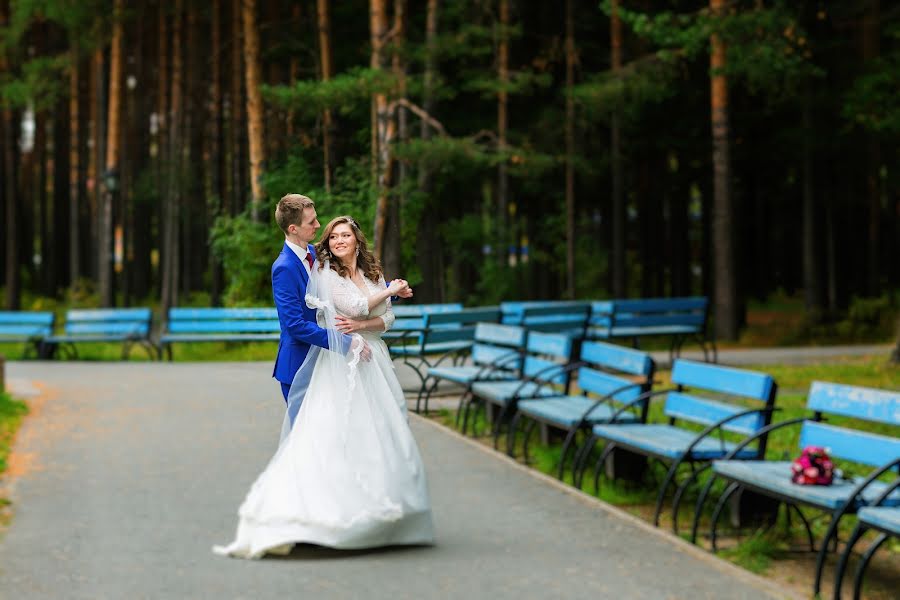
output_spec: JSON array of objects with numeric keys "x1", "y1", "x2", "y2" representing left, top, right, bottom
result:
[{"x1": 0, "y1": 362, "x2": 789, "y2": 599}]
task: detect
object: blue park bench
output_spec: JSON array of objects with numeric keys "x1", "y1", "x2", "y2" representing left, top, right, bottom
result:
[
  {"x1": 579, "y1": 360, "x2": 777, "y2": 531},
  {"x1": 419, "y1": 323, "x2": 527, "y2": 432},
  {"x1": 0, "y1": 311, "x2": 55, "y2": 358},
  {"x1": 385, "y1": 303, "x2": 464, "y2": 345},
  {"x1": 466, "y1": 331, "x2": 578, "y2": 450},
  {"x1": 507, "y1": 341, "x2": 656, "y2": 480},
  {"x1": 500, "y1": 300, "x2": 592, "y2": 337},
  {"x1": 693, "y1": 382, "x2": 900, "y2": 597},
  {"x1": 158, "y1": 307, "x2": 281, "y2": 360},
  {"x1": 589, "y1": 296, "x2": 717, "y2": 362},
  {"x1": 42, "y1": 308, "x2": 155, "y2": 360},
  {"x1": 386, "y1": 307, "x2": 501, "y2": 413},
  {"x1": 833, "y1": 471, "x2": 900, "y2": 600}
]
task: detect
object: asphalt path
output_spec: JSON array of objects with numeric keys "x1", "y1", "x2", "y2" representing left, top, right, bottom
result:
[{"x1": 0, "y1": 361, "x2": 789, "y2": 599}]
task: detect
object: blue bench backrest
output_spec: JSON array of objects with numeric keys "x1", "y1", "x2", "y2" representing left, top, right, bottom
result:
[
  {"x1": 522, "y1": 332, "x2": 575, "y2": 385},
  {"x1": 665, "y1": 360, "x2": 776, "y2": 436},
  {"x1": 392, "y1": 303, "x2": 464, "y2": 332},
  {"x1": 576, "y1": 341, "x2": 655, "y2": 407},
  {"x1": 65, "y1": 308, "x2": 152, "y2": 336},
  {"x1": 797, "y1": 382, "x2": 900, "y2": 467},
  {"x1": 0, "y1": 311, "x2": 55, "y2": 337},
  {"x1": 167, "y1": 307, "x2": 280, "y2": 333},
  {"x1": 418, "y1": 307, "x2": 501, "y2": 345},
  {"x1": 471, "y1": 323, "x2": 526, "y2": 368},
  {"x1": 500, "y1": 300, "x2": 586, "y2": 325},
  {"x1": 521, "y1": 303, "x2": 591, "y2": 335},
  {"x1": 591, "y1": 297, "x2": 708, "y2": 329}
]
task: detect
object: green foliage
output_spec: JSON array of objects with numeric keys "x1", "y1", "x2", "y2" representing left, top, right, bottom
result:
[
  {"x1": 261, "y1": 67, "x2": 396, "y2": 118},
  {"x1": 843, "y1": 32, "x2": 900, "y2": 135},
  {"x1": 605, "y1": 0, "x2": 821, "y2": 101},
  {"x1": 0, "y1": 54, "x2": 69, "y2": 110},
  {"x1": 210, "y1": 211, "x2": 281, "y2": 306}
]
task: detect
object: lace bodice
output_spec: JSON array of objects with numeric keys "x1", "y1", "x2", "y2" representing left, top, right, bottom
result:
[{"x1": 316, "y1": 267, "x2": 395, "y2": 332}]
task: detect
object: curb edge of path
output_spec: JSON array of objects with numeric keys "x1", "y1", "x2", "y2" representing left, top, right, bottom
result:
[{"x1": 410, "y1": 413, "x2": 797, "y2": 600}]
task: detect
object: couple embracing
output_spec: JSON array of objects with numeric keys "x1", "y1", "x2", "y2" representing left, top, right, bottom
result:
[{"x1": 214, "y1": 194, "x2": 435, "y2": 559}]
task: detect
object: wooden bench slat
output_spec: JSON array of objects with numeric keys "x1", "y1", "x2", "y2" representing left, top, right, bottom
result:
[
  {"x1": 807, "y1": 381, "x2": 900, "y2": 424},
  {"x1": 580, "y1": 341, "x2": 653, "y2": 376},
  {"x1": 672, "y1": 360, "x2": 774, "y2": 401},
  {"x1": 799, "y1": 421, "x2": 900, "y2": 467},
  {"x1": 665, "y1": 392, "x2": 764, "y2": 436}
]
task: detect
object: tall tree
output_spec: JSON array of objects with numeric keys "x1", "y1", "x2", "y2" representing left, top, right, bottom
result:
[
  {"x1": 564, "y1": 0, "x2": 575, "y2": 299},
  {"x1": 208, "y1": 0, "x2": 224, "y2": 305},
  {"x1": 242, "y1": 0, "x2": 265, "y2": 220},
  {"x1": 862, "y1": 0, "x2": 881, "y2": 296},
  {"x1": 162, "y1": 0, "x2": 184, "y2": 312},
  {"x1": 710, "y1": 0, "x2": 738, "y2": 340},
  {"x1": 370, "y1": 0, "x2": 394, "y2": 259},
  {"x1": 316, "y1": 0, "x2": 334, "y2": 192},
  {"x1": 609, "y1": 0, "x2": 625, "y2": 297},
  {"x1": 1, "y1": 0, "x2": 19, "y2": 309},
  {"x1": 99, "y1": 0, "x2": 124, "y2": 306},
  {"x1": 416, "y1": 0, "x2": 443, "y2": 302},
  {"x1": 68, "y1": 45, "x2": 81, "y2": 286},
  {"x1": 496, "y1": 0, "x2": 510, "y2": 268},
  {"x1": 381, "y1": 0, "x2": 406, "y2": 277}
]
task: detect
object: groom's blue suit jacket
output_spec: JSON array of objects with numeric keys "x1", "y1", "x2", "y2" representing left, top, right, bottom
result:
[{"x1": 271, "y1": 242, "x2": 330, "y2": 385}]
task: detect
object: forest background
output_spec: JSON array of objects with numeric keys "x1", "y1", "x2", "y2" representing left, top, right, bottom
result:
[{"x1": 0, "y1": 0, "x2": 898, "y2": 352}]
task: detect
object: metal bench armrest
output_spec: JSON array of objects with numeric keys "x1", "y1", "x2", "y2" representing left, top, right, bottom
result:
[
  {"x1": 682, "y1": 406, "x2": 781, "y2": 457},
  {"x1": 510, "y1": 361, "x2": 586, "y2": 399},
  {"x1": 577, "y1": 381, "x2": 646, "y2": 426},
  {"x1": 473, "y1": 351, "x2": 523, "y2": 379},
  {"x1": 716, "y1": 415, "x2": 810, "y2": 461},
  {"x1": 606, "y1": 387, "x2": 677, "y2": 423}
]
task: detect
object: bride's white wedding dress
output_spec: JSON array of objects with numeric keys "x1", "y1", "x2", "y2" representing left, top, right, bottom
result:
[{"x1": 214, "y1": 265, "x2": 434, "y2": 558}]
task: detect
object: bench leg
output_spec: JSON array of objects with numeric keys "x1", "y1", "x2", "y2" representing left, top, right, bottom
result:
[
  {"x1": 833, "y1": 523, "x2": 867, "y2": 600},
  {"x1": 521, "y1": 419, "x2": 539, "y2": 464},
  {"x1": 709, "y1": 481, "x2": 741, "y2": 552},
  {"x1": 789, "y1": 504, "x2": 816, "y2": 552},
  {"x1": 592, "y1": 443, "x2": 619, "y2": 495},
  {"x1": 557, "y1": 426, "x2": 581, "y2": 481},
  {"x1": 671, "y1": 462, "x2": 708, "y2": 536},
  {"x1": 572, "y1": 434, "x2": 598, "y2": 489},
  {"x1": 852, "y1": 533, "x2": 887, "y2": 600},
  {"x1": 653, "y1": 457, "x2": 691, "y2": 527},
  {"x1": 506, "y1": 411, "x2": 523, "y2": 457},
  {"x1": 690, "y1": 472, "x2": 720, "y2": 544},
  {"x1": 814, "y1": 512, "x2": 843, "y2": 597}
]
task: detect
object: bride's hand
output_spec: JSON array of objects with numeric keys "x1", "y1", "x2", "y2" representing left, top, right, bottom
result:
[
  {"x1": 387, "y1": 279, "x2": 407, "y2": 295},
  {"x1": 335, "y1": 315, "x2": 362, "y2": 334}
]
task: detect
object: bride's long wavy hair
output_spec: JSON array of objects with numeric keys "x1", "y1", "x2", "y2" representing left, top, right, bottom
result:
[{"x1": 314, "y1": 216, "x2": 384, "y2": 283}]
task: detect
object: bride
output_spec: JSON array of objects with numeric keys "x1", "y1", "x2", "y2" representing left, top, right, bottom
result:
[{"x1": 214, "y1": 216, "x2": 434, "y2": 558}]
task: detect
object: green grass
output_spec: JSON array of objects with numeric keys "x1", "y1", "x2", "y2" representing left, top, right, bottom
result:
[{"x1": 0, "y1": 391, "x2": 28, "y2": 476}]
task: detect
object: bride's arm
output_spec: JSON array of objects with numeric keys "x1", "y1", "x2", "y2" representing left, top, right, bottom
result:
[
  {"x1": 336, "y1": 276, "x2": 397, "y2": 334},
  {"x1": 366, "y1": 277, "x2": 405, "y2": 311}
]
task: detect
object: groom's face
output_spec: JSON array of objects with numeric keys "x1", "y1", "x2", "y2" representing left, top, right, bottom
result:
[{"x1": 292, "y1": 208, "x2": 320, "y2": 244}]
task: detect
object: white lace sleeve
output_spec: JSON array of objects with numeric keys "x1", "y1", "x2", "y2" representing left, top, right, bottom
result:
[
  {"x1": 378, "y1": 275, "x2": 395, "y2": 332},
  {"x1": 328, "y1": 269, "x2": 369, "y2": 318}
]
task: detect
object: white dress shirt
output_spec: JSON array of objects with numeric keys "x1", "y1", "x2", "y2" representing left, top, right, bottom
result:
[{"x1": 285, "y1": 239, "x2": 312, "y2": 274}]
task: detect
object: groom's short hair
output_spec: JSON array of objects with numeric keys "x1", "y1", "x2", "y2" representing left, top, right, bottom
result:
[{"x1": 276, "y1": 194, "x2": 315, "y2": 233}]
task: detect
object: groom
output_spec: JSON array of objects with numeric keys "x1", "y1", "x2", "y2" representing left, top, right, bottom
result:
[{"x1": 271, "y1": 194, "x2": 410, "y2": 413}]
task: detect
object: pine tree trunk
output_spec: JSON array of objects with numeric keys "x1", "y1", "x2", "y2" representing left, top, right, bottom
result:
[
  {"x1": 242, "y1": 0, "x2": 265, "y2": 220},
  {"x1": 371, "y1": 0, "x2": 395, "y2": 260},
  {"x1": 316, "y1": 0, "x2": 334, "y2": 192},
  {"x1": 209, "y1": 0, "x2": 224, "y2": 305},
  {"x1": 229, "y1": 0, "x2": 245, "y2": 216},
  {"x1": 862, "y1": 0, "x2": 880, "y2": 297},
  {"x1": 1, "y1": 2, "x2": 18, "y2": 309},
  {"x1": 382, "y1": 0, "x2": 406, "y2": 278},
  {"x1": 801, "y1": 86, "x2": 822, "y2": 319},
  {"x1": 416, "y1": 0, "x2": 443, "y2": 302},
  {"x1": 610, "y1": 0, "x2": 625, "y2": 297},
  {"x1": 162, "y1": 0, "x2": 184, "y2": 313},
  {"x1": 710, "y1": 0, "x2": 738, "y2": 340},
  {"x1": 496, "y1": 0, "x2": 509, "y2": 269},
  {"x1": 69, "y1": 48, "x2": 81, "y2": 286},
  {"x1": 99, "y1": 0, "x2": 124, "y2": 307},
  {"x1": 564, "y1": 0, "x2": 575, "y2": 299}
]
